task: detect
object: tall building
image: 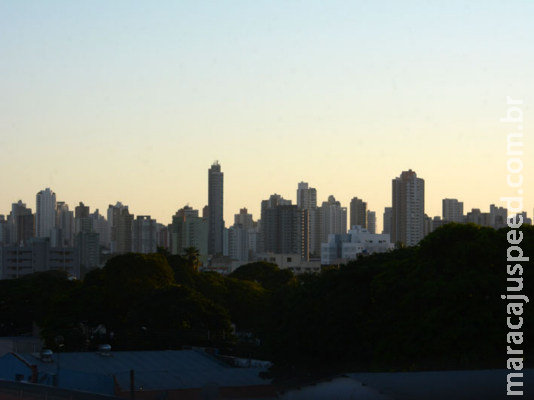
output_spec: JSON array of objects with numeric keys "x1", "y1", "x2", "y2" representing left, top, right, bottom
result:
[
  {"x1": 296, "y1": 182, "x2": 319, "y2": 258},
  {"x1": 75, "y1": 202, "x2": 92, "y2": 234},
  {"x1": 0, "y1": 215, "x2": 8, "y2": 245},
  {"x1": 55, "y1": 202, "x2": 74, "y2": 247},
  {"x1": 234, "y1": 208, "x2": 254, "y2": 230},
  {"x1": 260, "y1": 195, "x2": 309, "y2": 260},
  {"x1": 208, "y1": 161, "x2": 224, "y2": 256},
  {"x1": 367, "y1": 210, "x2": 376, "y2": 234},
  {"x1": 296, "y1": 182, "x2": 317, "y2": 210},
  {"x1": 442, "y1": 199, "x2": 464, "y2": 223},
  {"x1": 36, "y1": 188, "x2": 56, "y2": 238},
  {"x1": 382, "y1": 207, "x2": 392, "y2": 236},
  {"x1": 350, "y1": 197, "x2": 367, "y2": 229},
  {"x1": 319, "y1": 195, "x2": 347, "y2": 246},
  {"x1": 171, "y1": 206, "x2": 208, "y2": 263},
  {"x1": 9, "y1": 200, "x2": 34, "y2": 246},
  {"x1": 75, "y1": 231, "x2": 100, "y2": 272},
  {"x1": 171, "y1": 206, "x2": 199, "y2": 255},
  {"x1": 108, "y1": 202, "x2": 133, "y2": 254},
  {"x1": 490, "y1": 204, "x2": 508, "y2": 229},
  {"x1": 227, "y1": 224, "x2": 249, "y2": 263},
  {"x1": 133, "y1": 216, "x2": 157, "y2": 254},
  {"x1": 90, "y1": 209, "x2": 110, "y2": 248},
  {"x1": 391, "y1": 170, "x2": 425, "y2": 247}
]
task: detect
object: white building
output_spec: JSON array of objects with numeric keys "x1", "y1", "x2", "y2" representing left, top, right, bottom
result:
[
  {"x1": 321, "y1": 226, "x2": 393, "y2": 265},
  {"x1": 319, "y1": 195, "x2": 347, "y2": 246},
  {"x1": 36, "y1": 188, "x2": 56, "y2": 239},
  {"x1": 256, "y1": 253, "x2": 321, "y2": 275}
]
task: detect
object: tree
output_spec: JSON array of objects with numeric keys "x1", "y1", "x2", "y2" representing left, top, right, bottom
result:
[{"x1": 183, "y1": 247, "x2": 201, "y2": 271}]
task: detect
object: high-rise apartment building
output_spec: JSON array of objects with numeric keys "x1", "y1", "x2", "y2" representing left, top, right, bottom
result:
[
  {"x1": 490, "y1": 204, "x2": 508, "y2": 229},
  {"x1": 55, "y1": 202, "x2": 74, "y2": 247},
  {"x1": 442, "y1": 199, "x2": 464, "y2": 223},
  {"x1": 108, "y1": 202, "x2": 133, "y2": 254},
  {"x1": 36, "y1": 188, "x2": 56, "y2": 239},
  {"x1": 90, "y1": 209, "x2": 110, "y2": 248},
  {"x1": 382, "y1": 207, "x2": 392, "y2": 236},
  {"x1": 9, "y1": 200, "x2": 34, "y2": 246},
  {"x1": 297, "y1": 182, "x2": 317, "y2": 210},
  {"x1": 234, "y1": 208, "x2": 254, "y2": 230},
  {"x1": 208, "y1": 161, "x2": 224, "y2": 256},
  {"x1": 367, "y1": 210, "x2": 376, "y2": 234},
  {"x1": 391, "y1": 170, "x2": 425, "y2": 247},
  {"x1": 296, "y1": 182, "x2": 319, "y2": 257},
  {"x1": 350, "y1": 197, "x2": 367, "y2": 229},
  {"x1": 133, "y1": 216, "x2": 157, "y2": 254},
  {"x1": 319, "y1": 195, "x2": 347, "y2": 245},
  {"x1": 260, "y1": 195, "x2": 309, "y2": 260}
]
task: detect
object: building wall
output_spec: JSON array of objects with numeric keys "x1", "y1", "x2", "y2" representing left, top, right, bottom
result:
[
  {"x1": 208, "y1": 162, "x2": 224, "y2": 255},
  {"x1": 392, "y1": 170, "x2": 424, "y2": 247}
]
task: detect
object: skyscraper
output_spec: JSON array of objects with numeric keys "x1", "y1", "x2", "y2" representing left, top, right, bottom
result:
[
  {"x1": 442, "y1": 198, "x2": 464, "y2": 223},
  {"x1": 391, "y1": 170, "x2": 425, "y2": 247},
  {"x1": 9, "y1": 200, "x2": 34, "y2": 246},
  {"x1": 382, "y1": 207, "x2": 392, "y2": 235},
  {"x1": 36, "y1": 188, "x2": 56, "y2": 238},
  {"x1": 208, "y1": 161, "x2": 224, "y2": 256},
  {"x1": 319, "y1": 195, "x2": 347, "y2": 246},
  {"x1": 349, "y1": 197, "x2": 367, "y2": 229},
  {"x1": 55, "y1": 202, "x2": 74, "y2": 247},
  {"x1": 133, "y1": 216, "x2": 157, "y2": 254},
  {"x1": 296, "y1": 182, "x2": 317, "y2": 210},
  {"x1": 260, "y1": 195, "x2": 309, "y2": 260},
  {"x1": 367, "y1": 210, "x2": 376, "y2": 234},
  {"x1": 108, "y1": 202, "x2": 133, "y2": 254},
  {"x1": 296, "y1": 182, "x2": 319, "y2": 257}
]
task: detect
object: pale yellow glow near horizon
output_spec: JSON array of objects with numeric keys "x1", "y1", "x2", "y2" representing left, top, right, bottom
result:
[{"x1": 1, "y1": 1, "x2": 532, "y2": 230}]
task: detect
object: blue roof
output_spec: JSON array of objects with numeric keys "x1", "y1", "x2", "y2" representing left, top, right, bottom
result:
[{"x1": 15, "y1": 350, "x2": 270, "y2": 392}]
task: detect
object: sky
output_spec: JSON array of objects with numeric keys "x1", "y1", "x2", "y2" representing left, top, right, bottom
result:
[{"x1": 1, "y1": 0, "x2": 533, "y2": 228}]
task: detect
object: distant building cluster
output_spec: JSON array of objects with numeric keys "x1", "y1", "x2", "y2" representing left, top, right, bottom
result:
[{"x1": 0, "y1": 165, "x2": 531, "y2": 279}]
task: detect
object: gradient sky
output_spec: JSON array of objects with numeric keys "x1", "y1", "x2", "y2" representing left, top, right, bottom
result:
[{"x1": 1, "y1": 0, "x2": 533, "y2": 229}]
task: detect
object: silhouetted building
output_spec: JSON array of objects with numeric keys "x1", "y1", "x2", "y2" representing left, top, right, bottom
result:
[
  {"x1": 350, "y1": 197, "x2": 367, "y2": 229},
  {"x1": 367, "y1": 210, "x2": 376, "y2": 234},
  {"x1": 36, "y1": 188, "x2": 56, "y2": 239},
  {"x1": 319, "y1": 195, "x2": 347, "y2": 246},
  {"x1": 261, "y1": 195, "x2": 309, "y2": 261},
  {"x1": 382, "y1": 207, "x2": 392, "y2": 235},
  {"x1": 108, "y1": 202, "x2": 133, "y2": 254},
  {"x1": 442, "y1": 198, "x2": 464, "y2": 223},
  {"x1": 297, "y1": 182, "x2": 319, "y2": 257},
  {"x1": 9, "y1": 200, "x2": 34, "y2": 246},
  {"x1": 392, "y1": 170, "x2": 425, "y2": 246},
  {"x1": 0, "y1": 238, "x2": 80, "y2": 280},
  {"x1": 490, "y1": 204, "x2": 507, "y2": 229},
  {"x1": 90, "y1": 209, "x2": 110, "y2": 248},
  {"x1": 55, "y1": 202, "x2": 74, "y2": 247},
  {"x1": 208, "y1": 161, "x2": 224, "y2": 256},
  {"x1": 133, "y1": 216, "x2": 157, "y2": 253},
  {"x1": 234, "y1": 208, "x2": 254, "y2": 230},
  {"x1": 297, "y1": 181, "x2": 317, "y2": 210}
]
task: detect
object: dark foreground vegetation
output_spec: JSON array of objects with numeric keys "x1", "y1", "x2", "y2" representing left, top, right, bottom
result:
[{"x1": 1, "y1": 223, "x2": 532, "y2": 381}]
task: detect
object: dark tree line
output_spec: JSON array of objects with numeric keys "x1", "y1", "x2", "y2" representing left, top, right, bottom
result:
[{"x1": 1, "y1": 223, "x2": 532, "y2": 381}]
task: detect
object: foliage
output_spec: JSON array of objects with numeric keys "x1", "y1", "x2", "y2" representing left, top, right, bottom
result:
[{"x1": 3, "y1": 224, "x2": 532, "y2": 380}]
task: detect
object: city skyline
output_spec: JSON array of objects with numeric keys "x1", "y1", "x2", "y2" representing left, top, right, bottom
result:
[
  {"x1": 1, "y1": 1, "x2": 532, "y2": 231},
  {"x1": 1, "y1": 165, "x2": 528, "y2": 232}
]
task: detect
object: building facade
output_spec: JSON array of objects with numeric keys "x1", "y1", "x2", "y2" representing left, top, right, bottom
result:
[
  {"x1": 208, "y1": 162, "x2": 224, "y2": 256},
  {"x1": 391, "y1": 170, "x2": 425, "y2": 247}
]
